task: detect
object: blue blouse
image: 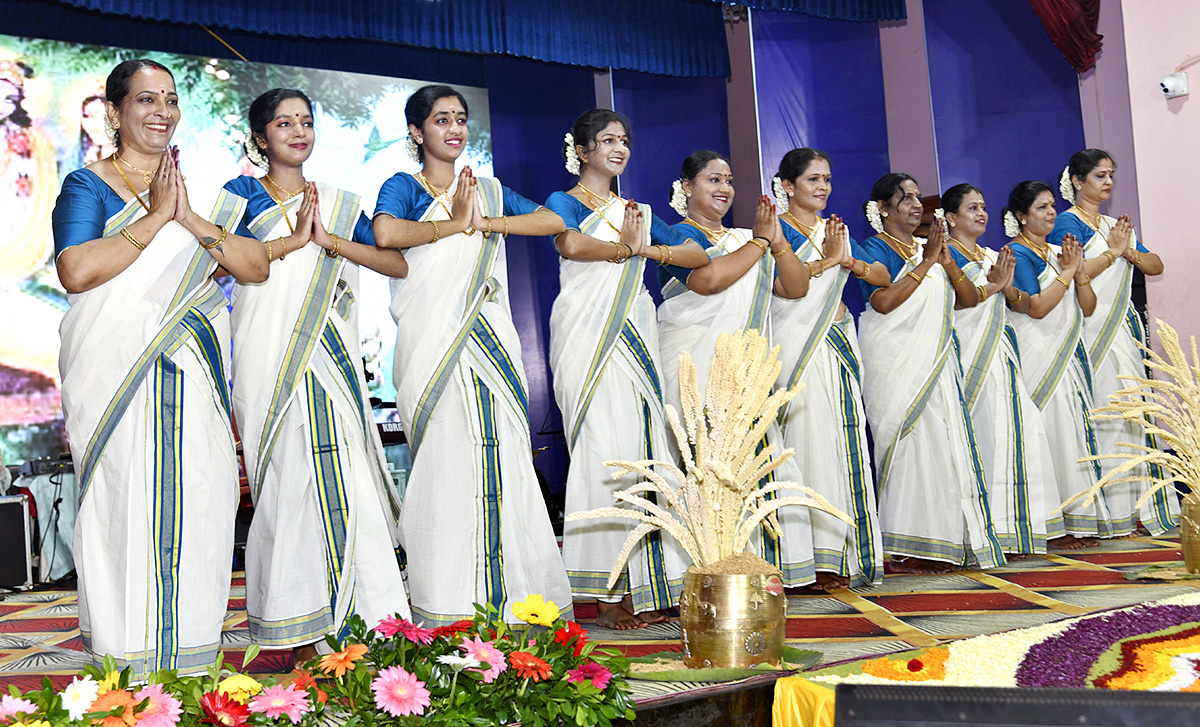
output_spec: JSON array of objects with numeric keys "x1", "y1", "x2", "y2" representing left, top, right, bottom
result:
[
  {"x1": 857, "y1": 235, "x2": 912, "y2": 301},
  {"x1": 1049, "y1": 211, "x2": 1149, "y2": 254},
  {"x1": 52, "y1": 168, "x2": 131, "y2": 257},
  {"x1": 1008, "y1": 242, "x2": 1050, "y2": 296},
  {"x1": 659, "y1": 221, "x2": 807, "y2": 287},
  {"x1": 222, "y1": 176, "x2": 374, "y2": 244},
  {"x1": 374, "y1": 172, "x2": 538, "y2": 222}
]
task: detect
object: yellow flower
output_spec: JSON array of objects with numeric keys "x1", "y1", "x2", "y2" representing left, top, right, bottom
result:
[
  {"x1": 217, "y1": 674, "x2": 263, "y2": 704},
  {"x1": 512, "y1": 594, "x2": 560, "y2": 626},
  {"x1": 97, "y1": 671, "x2": 121, "y2": 695},
  {"x1": 15, "y1": 721, "x2": 51, "y2": 727}
]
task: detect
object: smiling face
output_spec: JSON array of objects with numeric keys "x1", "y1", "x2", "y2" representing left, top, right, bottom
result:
[
  {"x1": 786, "y1": 157, "x2": 831, "y2": 214},
  {"x1": 412, "y1": 95, "x2": 468, "y2": 164},
  {"x1": 946, "y1": 189, "x2": 987, "y2": 239},
  {"x1": 108, "y1": 67, "x2": 178, "y2": 154},
  {"x1": 579, "y1": 120, "x2": 630, "y2": 177},
  {"x1": 1020, "y1": 190, "x2": 1057, "y2": 237},
  {"x1": 684, "y1": 158, "x2": 734, "y2": 220},
  {"x1": 260, "y1": 96, "x2": 314, "y2": 168},
  {"x1": 883, "y1": 179, "x2": 923, "y2": 235},
  {"x1": 1075, "y1": 157, "x2": 1114, "y2": 205}
]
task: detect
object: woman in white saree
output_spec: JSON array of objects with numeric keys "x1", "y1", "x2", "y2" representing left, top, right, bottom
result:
[
  {"x1": 222, "y1": 89, "x2": 410, "y2": 660},
  {"x1": 53, "y1": 60, "x2": 268, "y2": 675},
  {"x1": 545, "y1": 110, "x2": 709, "y2": 629},
  {"x1": 372, "y1": 85, "x2": 570, "y2": 626},
  {"x1": 769, "y1": 149, "x2": 890, "y2": 590},
  {"x1": 941, "y1": 183, "x2": 1063, "y2": 555},
  {"x1": 856, "y1": 173, "x2": 1004, "y2": 574},
  {"x1": 1050, "y1": 150, "x2": 1176, "y2": 535},
  {"x1": 1002, "y1": 180, "x2": 1106, "y2": 547},
  {"x1": 658, "y1": 150, "x2": 818, "y2": 588}
]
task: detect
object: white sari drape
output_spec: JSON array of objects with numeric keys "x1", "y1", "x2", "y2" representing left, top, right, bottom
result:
[
  {"x1": 1007, "y1": 244, "x2": 1111, "y2": 536},
  {"x1": 552, "y1": 197, "x2": 685, "y2": 612},
  {"x1": 61, "y1": 189, "x2": 237, "y2": 676},
  {"x1": 1075, "y1": 214, "x2": 1177, "y2": 534},
  {"x1": 953, "y1": 247, "x2": 1061, "y2": 552},
  {"x1": 387, "y1": 176, "x2": 570, "y2": 626},
  {"x1": 658, "y1": 228, "x2": 815, "y2": 586},
  {"x1": 858, "y1": 241, "x2": 1003, "y2": 567},
  {"x1": 773, "y1": 220, "x2": 882, "y2": 586},
  {"x1": 227, "y1": 181, "x2": 409, "y2": 646}
]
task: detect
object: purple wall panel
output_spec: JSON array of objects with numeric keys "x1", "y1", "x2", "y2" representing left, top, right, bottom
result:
[
  {"x1": 752, "y1": 10, "x2": 889, "y2": 315},
  {"x1": 923, "y1": 0, "x2": 1085, "y2": 250}
]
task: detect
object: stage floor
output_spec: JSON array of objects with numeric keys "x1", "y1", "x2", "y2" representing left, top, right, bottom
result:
[{"x1": 2, "y1": 532, "x2": 1197, "y2": 706}]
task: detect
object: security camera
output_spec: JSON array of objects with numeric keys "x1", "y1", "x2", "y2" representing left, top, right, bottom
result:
[{"x1": 1161, "y1": 71, "x2": 1189, "y2": 99}]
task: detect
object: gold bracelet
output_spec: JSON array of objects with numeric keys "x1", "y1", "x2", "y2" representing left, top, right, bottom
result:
[
  {"x1": 977, "y1": 284, "x2": 988, "y2": 300},
  {"x1": 905, "y1": 270, "x2": 923, "y2": 285},
  {"x1": 852, "y1": 261, "x2": 871, "y2": 280},
  {"x1": 770, "y1": 245, "x2": 788, "y2": 258},
  {"x1": 279, "y1": 235, "x2": 287, "y2": 260},
  {"x1": 655, "y1": 244, "x2": 673, "y2": 266},
  {"x1": 1133, "y1": 250, "x2": 1143, "y2": 265},
  {"x1": 502, "y1": 216, "x2": 510, "y2": 237},
  {"x1": 265, "y1": 238, "x2": 273, "y2": 262},
  {"x1": 748, "y1": 236, "x2": 769, "y2": 256},
  {"x1": 952, "y1": 272, "x2": 968, "y2": 285},
  {"x1": 610, "y1": 241, "x2": 631, "y2": 263},
  {"x1": 1077, "y1": 273, "x2": 1091, "y2": 287},
  {"x1": 805, "y1": 261, "x2": 824, "y2": 278},
  {"x1": 1102, "y1": 250, "x2": 1118, "y2": 265},
  {"x1": 430, "y1": 220, "x2": 441, "y2": 244},
  {"x1": 121, "y1": 227, "x2": 145, "y2": 251},
  {"x1": 483, "y1": 217, "x2": 494, "y2": 239},
  {"x1": 465, "y1": 226, "x2": 475, "y2": 236},
  {"x1": 199, "y1": 224, "x2": 228, "y2": 250},
  {"x1": 326, "y1": 235, "x2": 343, "y2": 258},
  {"x1": 1055, "y1": 275, "x2": 1070, "y2": 288}
]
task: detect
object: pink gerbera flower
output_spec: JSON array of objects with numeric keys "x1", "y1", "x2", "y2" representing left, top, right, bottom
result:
[
  {"x1": 0, "y1": 694, "x2": 37, "y2": 723},
  {"x1": 459, "y1": 635, "x2": 508, "y2": 683},
  {"x1": 248, "y1": 685, "x2": 310, "y2": 725},
  {"x1": 371, "y1": 667, "x2": 431, "y2": 717},
  {"x1": 134, "y1": 684, "x2": 183, "y2": 727},
  {"x1": 566, "y1": 661, "x2": 613, "y2": 691},
  {"x1": 374, "y1": 615, "x2": 405, "y2": 638},
  {"x1": 396, "y1": 619, "x2": 435, "y2": 646}
]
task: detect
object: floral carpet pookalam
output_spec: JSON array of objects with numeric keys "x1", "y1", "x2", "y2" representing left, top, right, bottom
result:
[{"x1": 810, "y1": 591, "x2": 1200, "y2": 690}]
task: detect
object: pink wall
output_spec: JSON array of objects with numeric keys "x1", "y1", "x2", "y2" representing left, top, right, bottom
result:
[
  {"x1": 878, "y1": 0, "x2": 941, "y2": 193},
  {"x1": 1116, "y1": 0, "x2": 1200, "y2": 351}
]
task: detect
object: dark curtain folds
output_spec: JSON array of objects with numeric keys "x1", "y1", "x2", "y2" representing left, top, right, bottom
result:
[
  {"x1": 1026, "y1": 0, "x2": 1103, "y2": 73},
  {"x1": 708, "y1": 0, "x2": 906, "y2": 21},
  {"x1": 50, "y1": 0, "x2": 731, "y2": 77}
]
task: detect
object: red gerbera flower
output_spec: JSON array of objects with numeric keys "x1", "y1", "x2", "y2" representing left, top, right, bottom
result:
[
  {"x1": 509, "y1": 651, "x2": 553, "y2": 682},
  {"x1": 554, "y1": 621, "x2": 589, "y2": 656},
  {"x1": 199, "y1": 691, "x2": 251, "y2": 727},
  {"x1": 432, "y1": 620, "x2": 475, "y2": 639}
]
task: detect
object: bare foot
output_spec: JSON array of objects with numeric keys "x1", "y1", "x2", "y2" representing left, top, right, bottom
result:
[
  {"x1": 636, "y1": 609, "x2": 671, "y2": 625},
  {"x1": 813, "y1": 572, "x2": 851, "y2": 592},
  {"x1": 595, "y1": 600, "x2": 643, "y2": 630},
  {"x1": 1004, "y1": 553, "x2": 1033, "y2": 561},
  {"x1": 889, "y1": 557, "x2": 959, "y2": 575},
  {"x1": 291, "y1": 643, "x2": 319, "y2": 668},
  {"x1": 1049, "y1": 535, "x2": 1099, "y2": 550}
]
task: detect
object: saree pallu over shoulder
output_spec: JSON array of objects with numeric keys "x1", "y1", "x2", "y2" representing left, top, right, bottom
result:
[
  {"x1": 1074, "y1": 213, "x2": 1136, "y2": 369},
  {"x1": 953, "y1": 255, "x2": 1006, "y2": 411},
  {"x1": 1017, "y1": 249, "x2": 1087, "y2": 409},
  {"x1": 60, "y1": 193, "x2": 231, "y2": 499}
]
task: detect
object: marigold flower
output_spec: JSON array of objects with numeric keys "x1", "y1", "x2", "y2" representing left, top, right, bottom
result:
[
  {"x1": 509, "y1": 651, "x2": 553, "y2": 682},
  {"x1": 319, "y1": 643, "x2": 368, "y2": 678}
]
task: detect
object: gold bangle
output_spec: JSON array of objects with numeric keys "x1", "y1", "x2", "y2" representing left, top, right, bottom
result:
[
  {"x1": 852, "y1": 261, "x2": 870, "y2": 280},
  {"x1": 655, "y1": 244, "x2": 673, "y2": 267},
  {"x1": 610, "y1": 240, "x2": 630, "y2": 263},
  {"x1": 977, "y1": 284, "x2": 988, "y2": 300},
  {"x1": 1133, "y1": 250, "x2": 1143, "y2": 265},
  {"x1": 265, "y1": 238, "x2": 273, "y2": 262},
  {"x1": 121, "y1": 227, "x2": 145, "y2": 251},
  {"x1": 770, "y1": 245, "x2": 788, "y2": 258},
  {"x1": 905, "y1": 270, "x2": 922, "y2": 285},
  {"x1": 805, "y1": 261, "x2": 824, "y2": 278},
  {"x1": 1102, "y1": 250, "x2": 1118, "y2": 265},
  {"x1": 952, "y1": 272, "x2": 968, "y2": 285},
  {"x1": 199, "y1": 224, "x2": 228, "y2": 250},
  {"x1": 483, "y1": 217, "x2": 494, "y2": 239},
  {"x1": 430, "y1": 220, "x2": 441, "y2": 243},
  {"x1": 279, "y1": 236, "x2": 287, "y2": 260},
  {"x1": 464, "y1": 226, "x2": 475, "y2": 237},
  {"x1": 326, "y1": 235, "x2": 342, "y2": 258},
  {"x1": 748, "y1": 236, "x2": 769, "y2": 256},
  {"x1": 1077, "y1": 273, "x2": 1091, "y2": 287},
  {"x1": 1055, "y1": 275, "x2": 1070, "y2": 288},
  {"x1": 502, "y1": 216, "x2": 510, "y2": 237}
]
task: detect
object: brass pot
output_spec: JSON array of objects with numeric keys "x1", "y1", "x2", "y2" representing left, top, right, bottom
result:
[
  {"x1": 1182, "y1": 498, "x2": 1200, "y2": 574},
  {"x1": 678, "y1": 568, "x2": 786, "y2": 668}
]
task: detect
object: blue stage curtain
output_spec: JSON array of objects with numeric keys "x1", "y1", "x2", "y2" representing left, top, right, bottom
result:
[
  {"x1": 50, "y1": 0, "x2": 730, "y2": 77},
  {"x1": 717, "y1": 0, "x2": 906, "y2": 21}
]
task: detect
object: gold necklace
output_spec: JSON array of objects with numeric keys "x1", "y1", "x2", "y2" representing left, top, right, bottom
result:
[
  {"x1": 949, "y1": 237, "x2": 986, "y2": 263},
  {"x1": 114, "y1": 151, "x2": 154, "y2": 186},
  {"x1": 259, "y1": 178, "x2": 296, "y2": 235},
  {"x1": 1070, "y1": 205, "x2": 1108, "y2": 242},
  {"x1": 111, "y1": 156, "x2": 151, "y2": 214},
  {"x1": 416, "y1": 171, "x2": 454, "y2": 217},
  {"x1": 683, "y1": 216, "x2": 728, "y2": 244},
  {"x1": 573, "y1": 183, "x2": 622, "y2": 236},
  {"x1": 264, "y1": 173, "x2": 304, "y2": 199},
  {"x1": 880, "y1": 230, "x2": 918, "y2": 260},
  {"x1": 1017, "y1": 233, "x2": 1057, "y2": 269},
  {"x1": 782, "y1": 210, "x2": 820, "y2": 241}
]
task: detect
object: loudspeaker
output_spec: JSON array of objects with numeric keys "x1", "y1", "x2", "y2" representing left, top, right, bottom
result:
[
  {"x1": 0, "y1": 494, "x2": 34, "y2": 590},
  {"x1": 835, "y1": 683, "x2": 1200, "y2": 727}
]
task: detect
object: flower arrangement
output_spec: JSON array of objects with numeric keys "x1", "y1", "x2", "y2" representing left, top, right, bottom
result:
[
  {"x1": 669, "y1": 179, "x2": 689, "y2": 216},
  {"x1": 864, "y1": 200, "x2": 883, "y2": 233},
  {"x1": 0, "y1": 595, "x2": 634, "y2": 727},
  {"x1": 1002, "y1": 210, "x2": 1021, "y2": 238},
  {"x1": 771, "y1": 176, "x2": 789, "y2": 212},
  {"x1": 1059, "y1": 166, "x2": 1075, "y2": 204},
  {"x1": 567, "y1": 329, "x2": 852, "y2": 585}
]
